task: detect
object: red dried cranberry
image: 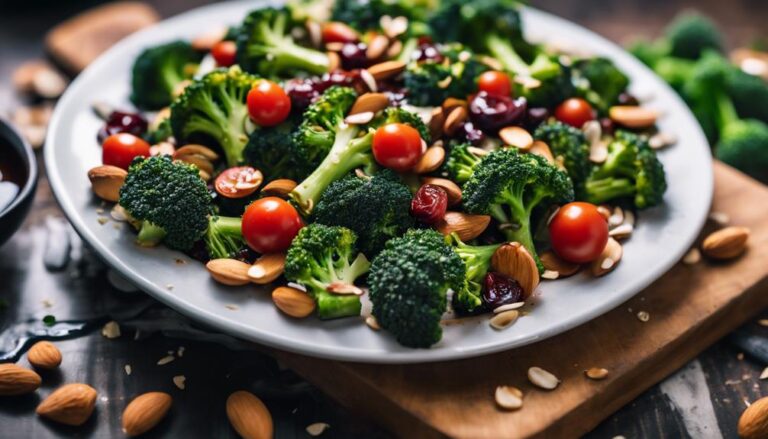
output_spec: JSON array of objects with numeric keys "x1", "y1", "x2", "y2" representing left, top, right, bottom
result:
[
  {"x1": 412, "y1": 43, "x2": 444, "y2": 63},
  {"x1": 468, "y1": 92, "x2": 527, "y2": 133},
  {"x1": 457, "y1": 121, "x2": 486, "y2": 146},
  {"x1": 524, "y1": 107, "x2": 550, "y2": 130},
  {"x1": 617, "y1": 92, "x2": 639, "y2": 106},
  {"x1": 411, "y1": 184, "x2": 448, "y2": 225},
  {"x1": 285, "y1": 78, "x2": 318, "y2": 110},
  {"x1": 483, "y1": 272, "x2": 525, "y2": 309},
  {"x1": 599, "y1": 117, "x2": 615, "y2": 135},
  {"x1": 319, "y1": 70, "x2": 366, "y2": 93},
  {"x1": 97, "y1": 111, "x2": 148, "y2": 143},
  {"x1": 339, "y1": 43, "x2": 371, "y2": 70}
]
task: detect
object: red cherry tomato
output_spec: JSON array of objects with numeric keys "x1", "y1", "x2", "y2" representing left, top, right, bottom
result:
[
  {"x1": 102, "y1": 133, "x2": 150, "y2": 170},
  {"x1": 214, "y1": 166, "x2": 264, "y2": 199},
  {"x1": 554, "y1": 98, "x2": 595, "y2": 128},
  {"x1": 372, "y1": 123, "x2": 423, "y2": 172},
  {"x1": 242, "y1": 197, "x2": 303, "y2": 254},
  {"x1": 247, "y1": 80, "x2": 292, "y2": 127},
  {"x1": 321, "y1": 22, "x2": 359, "y2": 44},
  {"x1": 211, "y1": 40, "x2": 237, "y2": 67},
  {"x1": 477, "y1": 71, "x2": 512, "y2": 97},
  {"x1": 549, "y1": 202, "x2": 609, "y2": 263}
]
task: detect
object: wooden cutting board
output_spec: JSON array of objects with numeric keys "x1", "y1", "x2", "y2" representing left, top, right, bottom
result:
[{"x1": 273, "y1": 162, "x2": 768, "y2": 438}]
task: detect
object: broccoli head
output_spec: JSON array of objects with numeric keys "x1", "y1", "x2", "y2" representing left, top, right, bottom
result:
[
  {"x1": 313, "y1": 170, "x2": 415, "y2": 256},
  {"x1": 664, "y1": 12, "x2": 723, "y2": 60},
  {"x1": 572, "y1": 57, "x2": 630, "y2": 114},
  {"x1": 236, "y1": 7, "x2": 330, "y2": 77},
  {"x1": 404, "y1": 44, "x2": 489, "y2": 106},
  {"x1": 284, "y1": 224, "x2": 371, "y2": 319},
  {"x1": 429, "y1": 0, "x2": 526, "y2": 54},
  {"x1": 584, "y1": 131, "x2": 667, "y2": 208},
  {"x1": 533, "y1": 120, "x2": 591, "y2": 197},
  {"x1": 440, "y1": 141, "x2": 483, "y2": 184},
  {"x1": 726, "y1": 65, "x2": 768, "y2": 124},
  {"x1": 369, "y1": 229, "x2": 465, "y2": 348},
  {"x1": 448, "y1": 233, "x2": 499, "y2": 315},
  {"x1": 462, "y1": 148, "x2": 574, "y2": 271},
  {"x1": 170, "y1": 66, "x2": 260, "y2": 168},
  {"x1": 130, "y1": 41, "x2": 203, "y2": 110},
  {"x1": 331, "y1": 0, "x2": 435, "y2": 32},
  {"x1": 243, "y1": 114, "x2": 313, "y2": 182}
]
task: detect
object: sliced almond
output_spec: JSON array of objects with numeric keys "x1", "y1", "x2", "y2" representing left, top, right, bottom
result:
[
  {"x1": 489, "y1": 310, "x2": 519, "y2": 330},
  {"x1": 702, "y1": 226, "x2": 750, "y2": 260},
  {"x1": 539, "y1": 251, "x2": 580, "y2": 277},
  {"x1": 435, "y1": 212, "x2": 490, "y2": 242},
  {"x1": 191, "y1": 27, "x2": 227, "y2": 51},
  {"x1": 529, "y1": 140, "x2": 555, "y2": 164},
  {"x1": 272, "y1": 286, "x2": 316, "y2": 318},
  {"x1": 0, "y1": 364, "x2": 42, "y2": 396},
  {"x1": 326, "y1": 282, "x2": 364, "y2": 296},
  {"x1": 682, "y1": 248, "x2": 701, "y2": 265},
  {"x1": 429, "y1": 107, "x2": 445, "y2": 139},
  {"x1": 648, "y1": 132, "x2": 677, "y2": 150},
  {"x1": 609, "y1": 223, "x2": 634, "y2": 240},
  {"x1": 248, "y1": 253, "x2": 286, "y2": 285},
  {"x1": 527, "y1": 366, "x2": 559, "y2": 390},
  {"x1": 421, "y1": 177, "x2": 461, "y2": 205},
  {"x1": 175, "y1": 154, "x2": 214, "y2": 175},
  {"x1": 345, "y1": 111, "x2": 374, "y2": 125},
  {"x1": 590, "y1": 238, "x2": 622, "y2": 276},
  {"x1": 306, "y1": 422, "x2": 331, "y2": 437},
  {"x1": 172, "y1": 79, "x2": 192, "y2": 99},
  {"x1": 491, "y1": 242, "x2": 539, "y2": 298},
  {"x1": 88, "y1": 165, "x2": 127, "y2": 202},
  {"x1": 514, "y1": 75, "x2": 542, "y2": 89},
  {"x1": 499, "y1": 126, "x2": 534, "y2": 151},
  {"x1": 609, "y1": 106, "x2": 658, "y2": 129},
  {"x1": 413, "y1": 145, "x2": 445, "y2": 174},
  {"x1": 493, "y1": 302, "x2": 525, "y2": 313},
  {"x1": 585, "y1": 367, "x2": 609, "y2": 380},
  {"x1": 27, "y1": 341, "x2": 62, "y2": 370},
  {"x1": 608, "y1": 206, "x2": 624, "y2": 227},
  {"x1": 122, "y1": 392, "x2": 172, "y2": 437},
  {"x1": 366, "y1": 34, "x2": 390, "y2": 60},
  {"x1": 359, "y1": 68, "x2": 377, "y2": 92},
  {"x1": 442, "y1": 97, "x2": 467, "y2": 113},
  {"x1": 383, "y1": 15, "x2": 408, "y2": 39},
  {"x1": 367, "y1": 60, "x2": 406, "y2": 80},
  {"x1": 365, "y1": 315, "x2": 380, "y2": 330},
  {"x1": 150, "y1": 141, "x2": 176, "y2": 157},
  {"x1": 708, "y1": 211, "x2": 730, "y2": 226},
  {"x1": 206, "y1": 259, "x2": 251, "y2": 286},
  {"x1": 479, "y1": 56, "x2": 504, "y2": 71},
  {"x1": 386, "y1": 39, "x2": 403, "y2": 58},
  {"x1": 350, "y1": 93, "x2": 390, "y2": 116},
  {"x1": 624, "y1": 210, "x2": 636, "y2": 227},
  {"x1": 443, "y1": 106, "x2": 468, "y2": 136},
  {"x1": 36, "y1": 383, "x2": 97, "y2": 426},
  {"x1": 174, "y1": 144, "x2": 219, "y2": 161},
  {"x1": 261, "y1": 179, "x2": 298, "y2": 197},
  {"x1": 589, "y1": 140, "x2": 608, "y2": 164},
  {"x1": 226, "y1": 391, "x2": 274, "y2": 439},
  {"x1": 327, "y1": 51, "x2": 341, "y2": 73},
  {"x1": 31, "y1": 67, "x2": 68, "y2": 99},
  {"x1": 495, "y1": 385, "x2": 523, "y2": 410},
  {"x1": 597, "y1": 205, "x2": 611, "y2": 221}
]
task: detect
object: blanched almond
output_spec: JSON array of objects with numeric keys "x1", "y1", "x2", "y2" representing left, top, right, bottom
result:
[
  {"x1": 345, "y1": 111, "x2": 375, "y2": 125},
  {"x1": 421, "y1": 177, "x2": 461, "y2": 205},
  {"x1": 0, "y1": 364, "x2": 41, "y2": 396},
  {"x1": 491, "y1": 243, "x2": 539, "y2": 298},
  {"x1": 500, "y1": 126, "x2": 533, "y2": 151},
  {"x1": 413, "y1": 145, "x2": 445, "y2": 174},
  {"x1": 702, "y1": 226, "x2": 750, "y2": 259},
  {"x1": 88, "y1": 165, "x2": 127, "y2": 202},
  {"x1": 36, "y1": 383, "x2": 97, "y2": 426},
  {"x1": 272, "y1": 286, "x2": 316, "y2": 318},
  {"x1": 590, "y1": 237, "x2": 622, "y2": 276},
  {"x1": 261, "y1": 179, "x2": 297, "y2": 197},
  {"x1": 350, "y1": 93, "x2": 390, "y2": 116},
  {"x1": 367, "y1": 60, "x2": 405, "y2": 80},
  {"x1": 27, "y1": 341, "x2": 62, "y2": 370},
  {"x1": 226, "y1": 391, "x2": 273, "y2": 439},
  {"x1": 435, "y1": 212, "x2": 490, "y2": 242},
  {"x1": 609, "y1": 106, "x2": 658, "y2": 129},
  {"x1": 539, "y1": 250, "x2": 580, "y2": 277},
  {"x1": 585, "y1": 367, "x2": 609, "y2": 380},
  {"x1": 122, "y1": 392, "x2": 172, "y2": 436},
  {"x1": 206, "y1": 259, "x2": 251, "y2": 286},
  {"x1": 248, "y1": 253, "x2": 286, "y2": 284}
]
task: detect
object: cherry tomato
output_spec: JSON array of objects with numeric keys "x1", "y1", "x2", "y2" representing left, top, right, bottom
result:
[
  {"x1": 247, "y1": 80, "x2": 292, "y2": 127},
  {"x1": 554, "y1": 98, "x2": 595, "y2": 128},
  {"x1": 215, "y1": 166, "x2": 264, "y2": 199},
  {"x1": 102, "y1": 133, "x2": 150, "y2": 170},
  {"x1": 549, "y1": 202, "x2": 609, "y2": 263},
  {"x1": 211, "y1": 40, "x2": 237, "y2": 67},
  {"x1": 321, "y1": 22, "x2": 359, "y2": 44},
  {"x1": 372, "y1": 123, "x2": 423, "y2": 172},
  {"x1": 477, "y1": 71, "x2": 512, "y2": 97},
  {"x1": 242, "y1": 197, "x2": 303, "y2": 254}
]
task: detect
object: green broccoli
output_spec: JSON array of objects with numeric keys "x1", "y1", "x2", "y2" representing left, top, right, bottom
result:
[
  {"x1": 368, "y1": 229, "x2": 465, "y2": 348},
  {"x1": 331, "y1": 0, "x2": 435, "y2": 32},
  {"x1": 243, "y1": 114, "x2": 313, "y2": 182},
  {"x1": 534, "y1": 120, "x2": 591, "y2": 198},
  {"x1": 448, "y1": 233, "x2": 499, "y2": 315},
  {"x1": 584, "y1": 131, "x2": 667, "y2": 208},
  {"x1": 130, "y1": 41, "x2": 203, "y2": 110},
  {"x1": 462, "y1": 149, "x2": 574, "y2": 271},
  {"x1": 313, "y1": 170, "x2": 415, "y2": 256},
  {"x1": 572, "y1": 57, "x2": 630, "y2": 113},
  {"x1": 404, "y1": 44, "x2": 489, "y2": 106},
  {"x1": 726, "y1": 65, "x2": 768, "y2": 124},
  {"x1": 170, "y1": 66, "x2": 260, "y2": 168},
  {"x1": 652, "y1": 57, "x2": 695, "y2": 93},
  {"x1": 440, "y1": 141, "x2": 482, "y2": 184},
  {"x1": 236, "y1": 7, "x2": 330, "y2": 77},
  {"x1": 284, "y1": 224, "x2": 371, "y2": 319},
  {"x1": 664, "y1": 12, "x2": 723, "y2": 60}
]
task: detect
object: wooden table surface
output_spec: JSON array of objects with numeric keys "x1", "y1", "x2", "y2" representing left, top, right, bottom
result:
[{"x1": 1, "y1": 1, "x2": 767, "y2": 438}]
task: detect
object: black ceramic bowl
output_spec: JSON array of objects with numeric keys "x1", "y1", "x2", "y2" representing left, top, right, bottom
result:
[{"x1": 0, "y1": 118, "x2": 38, "y2": 246}]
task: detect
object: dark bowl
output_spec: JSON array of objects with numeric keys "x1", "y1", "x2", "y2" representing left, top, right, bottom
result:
[{"x1": 0, "y1": 118, "x2": 38, "y2": 247}]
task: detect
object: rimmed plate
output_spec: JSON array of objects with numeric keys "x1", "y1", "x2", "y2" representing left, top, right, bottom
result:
[{"x1": 45, "y1": 1, "x2": 712, "y2": 363}]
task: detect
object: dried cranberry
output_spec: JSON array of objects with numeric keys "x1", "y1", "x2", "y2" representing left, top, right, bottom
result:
[
  {"x1": 599, "y1": 117, "x2": 615, "y2": 135},
  {"x1": 339, "y1": 43, "x2": 371, "y2": 70},
  {"x1": 483, "y1": 272, "x2": 525, "y2": 309},
  {"x1": 468, "y1": 92, "x2": 527, "y2": 133},
  {"x1": 617, "y1": 92, "x2": 639, "y2": 106},
  {"x1": 319, "y1": 70, "x2": 365, "y2": 92},
  {"x1": 524, "y1": 107, "x2": 550, "y2": 130},
  {"x1": 457, "y1": 121, "x2": 486, "y2": 146},
  {"x1": 410, "y1": 184, "x2": 448, "y2": 225},
  {"x1": 412, "y1": 43, "x2": 444, "y2": 63},
  {"x1": 97, "y1": 111, "x2": 148, "y2": 143},
  {"x1": 285, "y1": 78, "x2": 318, "y2": 110}
]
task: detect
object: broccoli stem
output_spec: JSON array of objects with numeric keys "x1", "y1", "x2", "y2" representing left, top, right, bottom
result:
[
  {"x1": 137, "y1": 221, "x2": 166, "y2": 247},
  {"x1": 486, "y1": 35, "x2": 530, "y2": 76},
  {"x1": 187, "y1": 99, "x2": 250, "y2": 167},
  {"x1": 715, "y1": 90, "x2": 739, "y2": 131},
  {"x1": 315, "y1": 292, "x2": 362, "y2": 320},
  {"x1": 585, "y1": 178, "x2": 636, "y2": 205},
  {"x1": 490, "y1": 190, "x2": 545, "y2": 272},
  {"x1": 205, "y1": 216, "x2": 244, "y2": 260},
  {"x1": 271, "y1": 44, "x2": 330, "y2": 75}
]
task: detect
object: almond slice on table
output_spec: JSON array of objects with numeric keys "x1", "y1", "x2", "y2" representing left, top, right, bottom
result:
[
  {"x1": 0, "y1": 364, "x2": 42, "y2": 396},
  {"x1": 495, "y1": 386, "x2": 523, "y2": 410},
  {"x1": 226, "y1": 391, "x2": 274, "y2": 439},
  {"x1": 27, "y1": 341, "x2": 62, "y2": 370},
  {"x1": 590, "y1": 237, "x2": 622, "y2": 276},
  {"x1": 527, "y1": 366, "x2": 560, "y2": 390},
  {"x1": 349, "y1": 93, "x2": 390, "y2": 116},
  {"x1": 206, "y1": 259, "x2": 251, "y2": 286},
  {"x1": 702, "y1": 226, "x2": 750, "y2": 259},
  {"x1": 122, "y1": 392, "x2": 172, "y2": 437},
  {"x1": 609, "y1": 105, "x2": 658, "y2": 129},
  {"x1": 421, "y1": 177, "x2": 461, "y2": 206},
  {"x1": 499, "y1": 126, "x2": 534, "y2": 151},
  {"x1": 413, "y1": 145, "x2": 445, "y2": 174},
  {"x1": 435, "y1": 212, "x2": 490, "y2": 242},
  {"x1": 248, "y1": 253, "x2": 286, "y2": 284},
  {"x1": 36, "y1": 383, "x2": 97, "y2": 426},
  {"x1": 491, "y1": 243, "x2": 539, "y2": 297},
  {"x1": 88, "y1": 165, "x2": 127, "y2": 202}
]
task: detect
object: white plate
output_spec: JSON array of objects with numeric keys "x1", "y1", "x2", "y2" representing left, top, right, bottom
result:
[{"x1": 45, "y1": 1, "x2": 712, "y2": 363}]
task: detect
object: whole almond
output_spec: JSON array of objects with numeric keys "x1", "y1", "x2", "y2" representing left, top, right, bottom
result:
[
  {"x1": 590, "y1": 238, "x2": 623, "y2": 276},
  {"x1": 349, "y1": 93, "x2": 390, "y2": 116},
  {"x1": 435, "y1": 212, "x2": 490, "y2": 242},
  {"x1": 36, "y1": 383, "x2": 97, "y2": 426},
  {"x1": 327, "y1": 51, "x2": 341, "y2": 72},
  {"x1": 366, "y1": 34, "x2": 390, "y2": 60},
  {"x1": 491, "y1": 242, "x2": 539, "y2": 297},
  {"x1": 248, "y1": 253, "x2": 286, "y2": 284},
  {"x1": 27, "y1": 341, "x2": 62, "y2": 370},
  {"x1": 702, "y1": 226, "x2": 749, "y2": 260},
  {"x1": 272, "y1": 287, "x2": 316, "y2": 318},
  {"x1": 499, "y1": 126, "x2": 533, "y2": 151},
  {"x1": 739, "y1": 396, "x2": 768, "y2": 439},
  {"x1": 443, "y1": 106, "x2": 468, "y2": 136},
  {"x1": 206, "y1": 259, "x2": 252, "y2": 286},
  {"x1": 421, "y1": 177, "x2": 461, "y2": 205},
  {"x1": 88, "y1": 165, "x2": 127, "y2": 202},
  {"x1": 226, "y1": 390, "x2": 274, "y2": 439},
  {"x1": 540, "y1": 250, "x2": 580, "y2": 277},
  {"x1": 367, "y1": 60, "x2": 406, "y2": 80},
  {"x1": 429, "y1": 107, "x2": 445, "y2": 139},
  {"x1": 609, "y1": 105, "x2": 658, "y2": 129},
  {"x1": 529, "y1": 140, "x2": 555, "y2": 164},
  {"x1": 0, "y1": 364, "x2": 42, "y2": 396},
  {"x1": 261, "y1": 179, "x2": 298, "y2": 197},
  {"x1": 413, "y1": 145, "x2": 445, "y2": 174},
  {"x1": 122, "y1": 392, "x2": 172, "y2": 436},
  {"x1": 174, "y1": 144, "x2": 219, "y2": 161}
]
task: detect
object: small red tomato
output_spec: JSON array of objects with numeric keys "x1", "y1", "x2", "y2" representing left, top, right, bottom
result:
[
  {"x1": 554, "y1": 98, "x2": 595, "y2": 128},
  {"x1": 214, "y1": 166, "x2": 264, "y2": 199},
  {"x1": 410, "y1": 184, "x2": 448, "y2": 225},
  {"x1": 102, "y1": 133, "x2": 150, "y2": 170},
  {"x1": 549, "y1": 202, "x2": 609, "y2": 263},
  {"x1": 247, "y1": 80, "x2": 292, "y2": 127},
  {"x1": 321, "y1": 22, "x2": 359, "y2": 44},
  {"x1": 242, "y1": 197, "x2": 303, "y2": 254},
  {"x1": 211, "y1": 40, "x2": 237, "y2": 67},
  {"x1": 372, "y1": 123, "x2": 423, "y2": 172},
  {"x1": 477, "y1": 71, "x2": 512, "y2": 97}
]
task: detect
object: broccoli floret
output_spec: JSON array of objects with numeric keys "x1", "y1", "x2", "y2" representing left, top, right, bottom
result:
[
  {"x1": 440, "y1": 141, "x2": 482, "y2": 184},
  {"x1": 170, "y1": 66, "x2": 259, "y2": 167},
  {"x1": 404, "y1": 44, "x2": 489, "y2": 106},
  {"x1": 243, "y1": 115, "x2": 313, "y2": 182},
  {"x1": 448, "y1": 233, "x2": 499, "y2": 315},
  {"x1": 291, "y1": 105, "x2": 428, "y2": 214},
  {"x1": 236, "y1": 7, "x2": 330, "y2": 77},
  {"x1": 130, "y1": 41, "x2": 203, "y2": 110},
  {"x1": 287, "y1": 0, "x2": 332, "y2": 23},
  {"x1": 534, "y1": 120, "x2": 591, "y2": 197},
  {"x1": 205, "y1": 216, "x2": 246, "y2": 259},
  {"x1": 584, "y1": 131, "x2": 667, "y2": 208},
  {"x1": 628, "y1": 39, "x2": 669, "y2": 69},
  {"x1": 313, "y1": 170, "x2": 414, "y2": 256},
  {"x1": 462, "y1": 149, "x2": 574, "y2": 271},
  {"x1": 726, "y1": 65, "x2": 768, "y2": 124},
  {"x1": 572, "y1": 57, "x2": 630, "y2": 113},
  {"x1": 331, "y1": 0, "x2": 435, "y2": 32},
  {"x1": 369, "y1": 229, "x2": 465, "y2": 348},
  {"x1": 145, "y1": 116, "x2": 174, "y2": 144},
  {"x1": 284, "y1": 224, "x2": 371, "y2": 319},
  {"x1": 664, "y1": 12, "x2": 723, "y2": 60},
  {"x1": 652, "y1": 57, "x2": 695, "y2": 93}
]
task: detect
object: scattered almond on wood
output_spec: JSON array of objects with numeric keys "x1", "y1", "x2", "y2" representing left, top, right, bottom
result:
[
  {"x1": 27, "y1": 341, "x2": 62, "y2": 370},
  {"x1": 0, "y1": 364, "x2": 42, "y2": 396},
  {"x1": 701, "y1": 226, "x2": 750, "y2": 260},
  {"x1": 585, "y1": 367, "x2": 609, "y2": 380},
  {"x1": 494, "y1": 385, "x2": 523, "y2": 410},
  {"x1": 272, "y1": 286, "x2": 316, "y2": 318},
  {"x1": 36, "y1": 383, "x2": 97, "y2": 426},
  {"x1": 527, "y1": 366, "x2": 560, "y2": 390},
  {"x1": 738, "y1": 396, "x2": 768, "y2": 439},
  {"x1": 122, "y1": 392, "x2": 172, "y2": 437},
  {"x1": 226, "y1": 390, "x2": 273, "y2": 439}
]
